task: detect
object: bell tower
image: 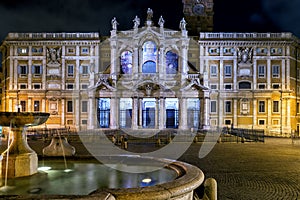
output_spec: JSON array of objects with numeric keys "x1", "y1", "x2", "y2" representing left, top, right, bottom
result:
[{"x1": 182, "y1": 0, "x2": 214, "y2": 35}]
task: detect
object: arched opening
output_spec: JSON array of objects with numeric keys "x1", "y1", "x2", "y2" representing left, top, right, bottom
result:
[
  {"x1": 166, "y1": 51, "x2": 178, "y2": 74},
  {"x1": 142, "y1": 41, "x2": 157, "y2": 73},
  {"x1": 120, "y1": 51, "x2": 132, "y2": 74}
]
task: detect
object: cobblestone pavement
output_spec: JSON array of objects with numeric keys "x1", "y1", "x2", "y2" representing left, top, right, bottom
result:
[
  {"x1": 179, "y1": 141, "x2": 300, "y2": 200},
  {"x1": 4, "y1": 138, "x2": 300, "y2": 200}
]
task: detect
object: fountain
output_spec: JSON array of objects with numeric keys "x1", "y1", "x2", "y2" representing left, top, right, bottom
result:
[
  {"x1": 0, "y1": 112, "x2": 207, "y2": 199},
  {"x1": 0, "y1": 112, "x2": 50, "y2": 178}
]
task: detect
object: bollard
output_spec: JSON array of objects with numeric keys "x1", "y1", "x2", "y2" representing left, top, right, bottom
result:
[{"x1": 202, "y1": 178, "x2": 217, "y2": 200}]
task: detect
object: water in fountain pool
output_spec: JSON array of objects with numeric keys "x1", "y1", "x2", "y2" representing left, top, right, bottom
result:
[{"x1": 0, "y1": 159, "x2": 178, "y2": 196}]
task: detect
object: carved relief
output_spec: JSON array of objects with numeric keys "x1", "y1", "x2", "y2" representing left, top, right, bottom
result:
[
  {"x1": 237, "y1": 47, "x2": 253, "y2": 64},
  {"x1": 47, "y1": 47, "x2": 61, "y2": 64}
]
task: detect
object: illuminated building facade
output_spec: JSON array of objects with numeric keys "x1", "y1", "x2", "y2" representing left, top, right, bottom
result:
[{"x1": 0, "y1": 7, "x2": 300, "y2": 137}]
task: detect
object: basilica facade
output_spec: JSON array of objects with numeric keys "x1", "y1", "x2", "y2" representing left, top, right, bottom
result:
[{"x1": 0, "y1": 6, "x2": 300, "y2": 137}]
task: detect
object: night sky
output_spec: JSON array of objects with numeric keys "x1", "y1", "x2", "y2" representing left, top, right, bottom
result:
[{"x1": 0, "y1": 0, "x2": 299, "y2": 41}]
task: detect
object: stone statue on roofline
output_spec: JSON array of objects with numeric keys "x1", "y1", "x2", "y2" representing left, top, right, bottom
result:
[
  {"x1": 147, "y1": 8, "x2": 153, "y2": 21},
  {"x1": 133, "y1": 16, "x2": 140, "y2": 29},
  {"x1": 111, "y1": 17, "x2": 118, "y2": 30}
]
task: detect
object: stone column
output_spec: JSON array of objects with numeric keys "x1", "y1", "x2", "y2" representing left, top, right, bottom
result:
[
  {"x1": 202, "y1": 91, "x2": 210, "y2": 129},
  {"x1": 88, "y1": 93, "x2": 95, "y2": 129},
  {"x1": 233, "y1": 59, "x2": 237, "y2": 90},
  {"x1": 61, "y1": 98, "x2": 65, "y2": 127},
  {"x1": 133, "y1": 46, "x2": 139, "y2": 75},
  {"x1": 267, "y1": 59, "x2": 271, "y2": 90},
  {"x1": 159, "y1": 97, "x2": 165, "y2": 129},
  {"x1": 218, "y1": 98, "x2": 223, "y2": 127},
  {"x1": 253, "y1": 99, "x2": 257, "y2": 127},
  {"x1": 42, "y1": 98, "x2": 46, "y2": 112},
  {"x1": 132, "y1": 98, "x2": 138, "y2": 129},
  {"x1": 9, "y1": 98, "x2": 13, "y2": 112},
  {"x1": 155, "y1": 98, "x2": 159, "y2": 129},
  {"x1": 28, "y1": 98, "x2": 32, "y2": 112},
  {"x1": 138, "y1": 98, "x2": 143, "y2": 127},
  {"x1": 179, "y1": 97, "x2": 188, "y2": 130},
  {"x1": 28, "y1": 47, "x2": 32, "y2": 90},
  {"x1": 267, "y1": 98, "x2": 272, "y2": 128},
  {"x1": 281, "y1": 59, "x2": 286, "y2": 90},
  {"x1": 233, "y1": 98, "x2": 238, "y2": 127},
  {"x1": 75, "y1": 58, "x2": 80, "y2": 90},
  {"x1": 286, "y1": 98, "x2": 291, "y2": 131},
  {"x1": 253, "y1": 59, "x2": 257, "y2": 90},
  {"x1": 219, "y1": 60, "x2": 224, "y2": 90},
  {"x1": 61, "y1": 46, "x2": 66, "y2": 90},
  {"x1": 13, "y1": 59, "x2": 18, "y2": 90},
  {"x1": 75, "y1": 98, "x2": 80, "y2": 130},
  {"x1": 42, "y1": 56, "x2": 47, "y2": 90},
  {"x1": 110, "y1": 97, "x2": 119, "y2": 129},
  {"x1": 9, "y1": 46, "x2": 14, "y2": 90}
]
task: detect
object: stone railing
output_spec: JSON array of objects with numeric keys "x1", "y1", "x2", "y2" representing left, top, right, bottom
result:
[
  {"x1": 7, "y1": 32, "x2": 100, "y2": 40},
  {"x1": 199, "y1": 32, "x2": 294, "y2": 40}
]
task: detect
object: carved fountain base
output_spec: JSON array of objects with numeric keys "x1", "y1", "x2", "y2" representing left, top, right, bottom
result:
[{"x1": 1, "y1": 153, "x2": 38, "y2": 178}]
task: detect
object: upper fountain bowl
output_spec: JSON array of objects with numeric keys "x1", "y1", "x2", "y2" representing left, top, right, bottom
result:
[{"x1": 0, "y1": 112, "x2": 50, "y2": 127}]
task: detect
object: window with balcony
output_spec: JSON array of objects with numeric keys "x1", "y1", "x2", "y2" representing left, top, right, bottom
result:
[
  {"x1": 225, "y1": 101, "x2": 232, "y2": 113},
  {"x1": 258, "y1": 65, "x2": 265, "y2": 78},
  {"x1": 272, "y1": 65, "x2": 280, "y2": 78},
  {"x1": 210, "y1": 65, "x2": 217, "y2": 77},
  {"x1": 258, "y1": 101, "x2": 265, "y2": 113},
  {"x1": 224, "y1": 65, "x2": 232, "y2": 77},
  {"x1": 67, "y1": 65, "x2": 74, "y2": 77},
  {"x1": 18, "y1": 65, "x2": 28, "y2": 75},
  {"x1": 67, "y1": 101, "x2": 73, "y2": 113},
  {"x1": 32, "y1": 65, "x2": 42, "y2": 76},
  {"x1": 273, "y1": 101, "x2": 279, "y2": 113},
  {"x1": 210, "y1": 101, "x2": 217, "y2": 113}
]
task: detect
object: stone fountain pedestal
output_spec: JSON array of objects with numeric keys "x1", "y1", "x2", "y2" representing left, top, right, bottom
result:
[{"x1": 0, "y1": 112, "x2": 49, "y2": 178}]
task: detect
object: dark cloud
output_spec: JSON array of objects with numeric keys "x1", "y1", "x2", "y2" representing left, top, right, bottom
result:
[{"x1": 0, "y1": 0, "x2": 299, "y2": 42}]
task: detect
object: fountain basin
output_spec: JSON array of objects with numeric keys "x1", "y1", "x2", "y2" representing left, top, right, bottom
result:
[
  {"x1": 0, "y1": 156, "x2": 204, "y2": 200},
  {"x1": 0, "y1": 112, "x2": 50, "y2": 127},
  {"x1": 0, "y1": 112, "x2": 50, "y2": 178}
]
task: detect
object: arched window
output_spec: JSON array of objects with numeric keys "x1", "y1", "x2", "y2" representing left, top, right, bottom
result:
[
  {"x1": 239, "y1": 81, "x2": 251, "y2": 89},
  {"x1": 120, "y1": 51, "x2": 132, "y2": 74},
  {"x1": 142, "y1": 41, "x2": 157, "y2": 73},
  {"x1": 166, "y1": 51, "x2": 178, "y2": 74}
]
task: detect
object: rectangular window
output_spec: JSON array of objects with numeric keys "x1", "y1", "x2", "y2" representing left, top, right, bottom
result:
[
  {"x1": 67, "y1": 101, "x2": 73, "y2": 113},
  {"x1": 20, "y1": 101, "x2": 26, "y2": 112},
  {"x1": 81, "y1": 101, "x2": 88, "y2": 113},
  {"x1": 81, "y1": 47, "x2": 89, "y2": 54},
  {"x1": 80, "y1": 65, "x2": 89, "y2": 75},
  {"x1": 273, "y1": 119, "x2": 280, "y2": 125},
  {"x1": 67, "y1": 84, "x2": 74, "y2": 90},
  {"x1": 272, "y1": 84, "x2": 280, "y2": 89},
  {"x1": 81, "y1": 84, "x2": 88, "y2": 89},
  {"x1": 210, "y1": 84, "x2": 217, "y2": 90},
  {"x1": 18, "y1": 65, "x2": 27, "y2": 75},
  {"x1": 258, "y1": 65, "x2": 265, "y2": 78},
  {"x1": 210, "y1": 65, "x2": 217, "y2": 77},
  {"x1": 224, "y1": 84, "x2": 232, "y2": 90},
  {"x1": 273, "y1": 101, "x2": 279, "y2": 113},
  {"x1": 259, "y1": 101, "x2": 265, "y2": 113},
  {"x1": 33, "y1": 84, "x2": 41, "y2": 89},
  {"x1": 82, "y1": 120, "x2": 88, "y2": 125},
  {"x1": 272, "y1": 65, "x2": 280, "y2": 78},
  {"x1": 297, "y1": 102, "x2": 300, "y2": 114},
  {"x1": 67, "y1": 48, "x2": 75, "y2": 54},
  {"x1": 18, "y1": 48, "x2": 28, "y2": 54},
  {"x1": 224, "y1": 65, "x2": 232, "y2": 77},
  {"x1": 225, "y1": 101, "x2": 231, "y2": 113},
  {"x1": 224, "y1": 119, "x2": 231, "y2": 125},
  {"x1": 34, "y1": 101, "x2": 40, "y2": 112},
  {"x1": 20, "y1": 84, "x2": 27, "y2": 89},
  {"x1": 32, "y1": 47, "x2": 43, "y2": 53},
  {"x1": 32, "y1": 65, "x2": 42, "y2": 75},
  {"x1": 67, "y1": 65, "x2": 74, "y2": 77},
  {"x1": 210, "y1": 101, "x2": 217, "y2": 113},
  {"x1": 258, "y1": 119, "x2": 265, "y2": 125},
  {"x1": 258, "y1": 84, "x2": 266, "y2": 89},
  {"x1": 297, "y1": 68, "x2": 300, "y2": 80}
]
